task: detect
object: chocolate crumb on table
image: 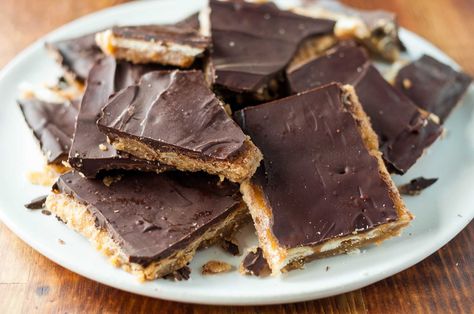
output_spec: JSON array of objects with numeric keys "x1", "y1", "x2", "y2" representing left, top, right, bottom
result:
[
  {"x1": 97, "y1": 70, "x2": 262, "y2": 183},
  {"x1": 398, "y1": 177, "x2": 438, "y2": 196},
  {"x1": 235, "y1": 83, "x2": 412, "y2": 274},
  {"x1": 394, "y1": 55, "x2": 472, "y2": 123},
  {"x1": 45, "y1": 171, "x2": 248, "y2": 281},
  {"x1": 202, "y1": 260, "x2": 233, "y2": 275}
]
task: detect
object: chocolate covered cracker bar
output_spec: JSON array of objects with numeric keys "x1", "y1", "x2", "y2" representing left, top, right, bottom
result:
[
  {"x1": 68, "y1": 56, "x2": 171, "y2": 178},
  {"x1": 235, "y1": 83, "x2": 412, "y2": 274},
  {"x1": 293, "y1": 0, "x2": 404, "y2": 61},
  {"x1": 395, "y1": 55, "x2": 472, "y2": 123},
  {"x1": 46, "y1": 171, "x2": 247, "y2": 280},
  {"x1": 287, "y1": 45, "x2": 442, "y2": 173},
  {"x1": 206, "y1": 0, "x2": 334, "y2": 105},
  {"x1": 95, "y1": 24, "x2": 209, "y2": 67},
  {"x1": 97, "y1": 70, "x2": 262, "y2": 183}
]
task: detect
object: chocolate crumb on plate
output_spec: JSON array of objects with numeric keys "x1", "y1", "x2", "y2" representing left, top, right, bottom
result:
[
  {"x1": 202, "y1": 260, "x2": 233, "y2": 275},
  {"x1": 221, "y1": 239, "x2": 240, "y2": 256},
  {"x1": 24, "y1": 195, "x2": 48, "y2": 210},
  {"x1": 398, "y1": 177, "x2": 438, "y2": 196},
  {"x1": 41, "y1": 209, "x2": 52, "y2": 216},
  {"x1": 241, "y1": 247, "x2": 271, "y2": 277},
  {"x1": 163, "y1": 266, "x2": 191, "y2": 281}
]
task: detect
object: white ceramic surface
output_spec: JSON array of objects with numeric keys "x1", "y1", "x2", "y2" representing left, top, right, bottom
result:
[{"x1": 0, "y1": 0, "x2": 472, "y2": 306}]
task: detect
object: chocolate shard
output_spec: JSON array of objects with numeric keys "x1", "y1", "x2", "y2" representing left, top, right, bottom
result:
[
  {"x1": 18, "y1": 97, "x2": 79, "y2": 164},
  {"x1": 207, "y1": 0, "x2": 334, "y2": 105},
  {"x1": 47, "y1": 171, "x2": 247, "y2": 279},
  {"x1": 97, "y1": 70, "x2": 262, "y2": 183},
  {"x1": 235, "y1": 83, "x2": 412, "y2": 273},
  {"x1": 46, "y1": 32, "x2": 103, "y2": 83},
  {"x1": 221, "y1": 239, "x2": 240, "y2": 256},
  {"x1": 398, "y1": 177, "x2": 438, "y2": 196},
  {"x1": 287, "y1": 45, "x2": 443, "y2": 174},
  {"x1": 294, "y1": 0, "x2": 403, "y2": 61},
  {"x1": 68, "y1": 56, "x2": 171, "y2": 178},
  {"x1": 24, "y1": 195, "x2": 48, "y2": 210},
  {"x1": 395, "y1": 55, "x2": 472, "y2": 123},
  {"x1": 95, "y1": 24, "x2": 209, "y2": 67},
  {"x1": 241, "y1": 247, "x2": 270, "y2": 277}
]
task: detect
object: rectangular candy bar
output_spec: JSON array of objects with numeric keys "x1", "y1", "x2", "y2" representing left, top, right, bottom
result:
[
  {"x1": 287, "y1": 45, "x2": 442, "y2": 173},
  {"x1": 235, "y1": 83, "x2": 412, "y2": 274},
  {"x1": 97, "y1": 70, "x2": 262, "y2": 183},
  {"x1": 46, "y1": 171, "x2": 247, "y2": 280}
]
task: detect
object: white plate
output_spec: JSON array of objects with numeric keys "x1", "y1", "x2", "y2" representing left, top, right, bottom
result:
[{"x1": 0, "y1": 0, "x2": 473, "y2": 306}]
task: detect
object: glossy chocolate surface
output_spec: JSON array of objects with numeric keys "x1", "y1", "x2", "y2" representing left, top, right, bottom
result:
[
  {"x1": 55, "y1": 171, "x2": 242, "y2": 265},
  {"x1": 287, "y1": 46, "x2": 442, "y2": 173},
  {"x1": 395, "y1": 55, "x2": 472, "y2": 122},
  {"x1": 19, "y1": 98, "x2": 79, "y2": 164},
  {"x1": 68, "y1": 56, "x2": 169, "y2": 177},
  {"x1": 98, "y1": 70, "x2": 246, "y2": 160},
  {"x1": 235, "y1": 83, "x2": 399, "y2": 248},
  {"x1": 208, "y1": 0, "x2": 334, "y2": 94}
]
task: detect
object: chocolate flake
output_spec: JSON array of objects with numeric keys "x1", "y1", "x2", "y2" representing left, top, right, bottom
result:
[
  {"x1": 221, "y1": 239, "x2": 240, "y2": 256},
  {"x1": 398, "y1": 177, "x2": 438, "y2": 196},
  {"x1": 163, "y1": 266, "x2": 191, "y2": 281},
  {"x1": 24, "y1": 195, "x2": 47, "y2": 210},
  {"x1": 241, "y1": 248, "x2": 270, "y2": 277}
]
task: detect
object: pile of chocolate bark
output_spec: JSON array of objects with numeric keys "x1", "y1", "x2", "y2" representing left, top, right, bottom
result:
[{"x1": 19, "y1": 0, "x2": 471, "y2": 280}]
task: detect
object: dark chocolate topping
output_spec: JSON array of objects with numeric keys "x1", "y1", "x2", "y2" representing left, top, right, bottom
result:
[
  {"x1": 112, "y1": 25, "x2": 209, "y2": 49},
  {"x1": 398, "y1": 177, "x2": 438, "y2": 196},
  {"x1": 55, "y1": 171, "x2": 242, "y2": 265},
  {"x1": 68, "y1": 56, "x2": 169, "y2": 177},
  {"x1": 208, "y1": 0, "x2": 335, "y2": 94},
  {"x1": 395, "y1": 55, "x2": 472, "y2": 122},
  {"x1": 18, "y1": 98, "x2": 79, "y2": 164},
  {"x1": 287, "y1": 46, "x2": 442, "y2": 173},
  {"x1": 235, "y1": 83, "x2": 399, "y2": 248},
  {"x1": 47, "y1": 32, "x2": 103, "y2": 82},
  {"x1": 98, "y1": 70, "x2": 246, "y2": 160},
  {"x1": 242, "y1": 247, "x2": 270, "y2": 277},
  {"x1": 24, "y1": 195, "x2": 47, "y2": 210}
]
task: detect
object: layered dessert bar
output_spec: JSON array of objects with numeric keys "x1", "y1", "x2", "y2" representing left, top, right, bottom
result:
[
  {"x1": 287, "y1": 45, "x2": 442, "y2": 173},
  {"x1": 235, "y1": 83, "x2": 412, "y2": 274},
  {"x1": 95, "y1": 24, "x2": 209, "y2": 67},
  {"x1": 68, "y1": 56, "x2": 170, "y2": 178},
  {"x1": 97, "y1": 70, "x2": 262, "y2": 183},
  {"x1": 45, "y1": 171, "x2": 248, "y2": 280},
  {"x1": 394, "y1": 55, "x2": 472, "y2": 122},
  {"x1": 205, "y1": 0, "x2": 334, "y2": 106},
  {"x1": 293, "y1": 0, "x2": 404, "y2": 61}
]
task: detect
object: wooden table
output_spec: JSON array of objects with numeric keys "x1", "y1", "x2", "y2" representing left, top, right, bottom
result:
[{"x1": 0, "y1": 0, "x2": 472, "y2": 312}]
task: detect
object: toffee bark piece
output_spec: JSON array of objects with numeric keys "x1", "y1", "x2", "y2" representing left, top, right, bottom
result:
[
  {"x1": 293, "y1": 0, "x2": 404, "y2": 61},
  {"x1": 45, "y1": 171, "x2": 247, "y2": 281},
  {"x1": 97, "y1": 70, "x2": 262, "y2": 183},
  {"x1": 207, "y1": 0, "x2": 335, "y2": 105},
  {"x1": 18, "y1": 97, "x2": 79, "y2": 165},
  {"x1": 235, "y1": 83, "x2": 412, "y2": 274},
  {"x1": 395, "y1": 55, "x2": 472, "y2": 123},
  {"x1": 240, "y1": 247, "x2": 271, "y2": 277},
  {"x1": 46, "y1": 32, "x2": 103, "y2": 84},
  {"x1": 398, "y1": 177, "x2": 438, "y2": 196},
  {"x1": 68, "y1": 56, "x2": 171, "y2": 178},
  {"x1": 95, "y1": 24, "x2": 209, "y2": 67},
  {"x1": 287, "y1": 46, "x2": 442, "y2": 174}
]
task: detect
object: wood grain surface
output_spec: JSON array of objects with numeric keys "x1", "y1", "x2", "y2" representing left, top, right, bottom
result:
[{"x1": 0, "y1": 0, "x2": 473, "y2": 313}]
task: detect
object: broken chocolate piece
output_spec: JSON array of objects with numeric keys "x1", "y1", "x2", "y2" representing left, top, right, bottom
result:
[
  {"x1": 24, "y1": 195, "x2": 48, "y2": 210},
  {"x1": 97, "y1": 70, "x2": 262, "y2": 183},
  {"x1": 46, "y1": 171, "x2": 247, "y2": 280},
  {"x1": 241, "y1": 247, "x2": 270, "y2": 277},
  {"x1": 235, "y1": 83, "x2": 412, "y2": 273},
  {"x1": 294, "y1": 0, "x2": 404, "y2": 61},
  {"x1": 207, "y1": 0, "x2": 334, "y2": 105},
  {"x1": 201, "y1": 260, "x2": 233, "y2": 275},
  {"x1": 398, "y1": 177, "x2": 438, "y2": 196},
  {"x1": 68, "y1": 56, "x2": 171, "y2": 178},
  {"x1": 163, "y1": 266, "x2": 191, "y2": 281},
  {"x1": 96, "y1": 24, "x2": 209, "y2": 67},
  {"x1": 221, "y1": 239, "x2": 240, "y2": 256},
  {"x1": 46, "y1": 32, "x2": 103, "y2": 83},
  {"x1": 287, "y1": 45, "x2": 443, "y2": 173},
  {"x1": 18, "y1": 97, "x2": 79, "y2": 165},
  {"x1": 395, "y1": 55, "x2": 472, "y2": 122}
]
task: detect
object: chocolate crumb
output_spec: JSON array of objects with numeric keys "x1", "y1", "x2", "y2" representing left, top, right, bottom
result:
[
  {"x1": 326, "y1": 266, "x2": 330, "y2": 271},
  {"x1": 24, "y1": 195, "x2": 47, "y2": 210},
  {"x1": 163, "y1": 266, "x2": 191, "y2": 281},
  {"x1": 58, "y1": 239, "x2": 65, "y2": 245},
  {"x1": 202, "y1": 260, "x2": 233, "y2": 275},
  {"x1": 241, "y1": 247, "x2": 271, "y2": 277},
  {"x1": 398, "y1": 177, "x2": 438, "y2": 196},
  {"x1": 41, "y1": 209, "x2": 52, "y2": 216},
  {"x1": 221, "y1": 239, "x2": 240, "y2": 256}
]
